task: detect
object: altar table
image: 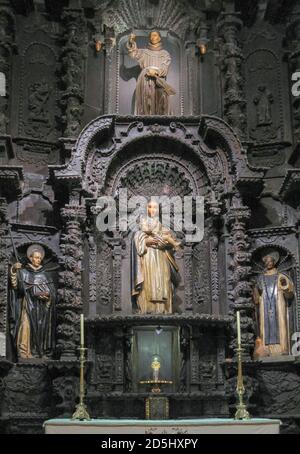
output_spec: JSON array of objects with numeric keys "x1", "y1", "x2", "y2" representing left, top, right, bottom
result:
[{"x1": 44, "y1": 418, "x2": 281, "y2": 434}]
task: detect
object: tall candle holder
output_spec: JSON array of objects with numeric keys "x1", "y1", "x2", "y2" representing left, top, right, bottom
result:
[
  {"x1": 234, "y1": 311, "x2": 250, "y2": 420},
  {"x1": 72, "y1": 314, "x2": 90, "y2": 421}
]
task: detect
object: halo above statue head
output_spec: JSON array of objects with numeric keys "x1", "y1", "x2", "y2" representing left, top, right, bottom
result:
[
  {"x1": 27, "y1": 244, "x2": 45, "y2": 261},
  {"x1": 262, "y1": 251, "x2": 280, "y2": 267}
]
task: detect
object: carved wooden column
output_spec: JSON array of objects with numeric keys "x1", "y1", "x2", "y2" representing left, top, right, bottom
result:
[
  {"x1": 217, "y1": 2, "x2": 246, "y2": 140},
  {"x1": 0, "y1": 2, "x2": 15, "y2": 156},
  {"x1": 0, "y1": 197, "x2": 8, "y2": 357},
  {"x1": 110, "y1": 237, "x2": 123, "y2": 312},
  {"x1": 60, "y1": 4, "x2": 87, "y2": 139},
  {"x1": 114, "y1": 327, "x2": 124, "y2": 392},
  {"x1": 190, "y1": 328, "x2": 200, "y2": 392},
  {"x1": 185, "y1": 42, "x2": 198, "y2": 115},
  {"x1": 57, "y1": 204, "x2": 86, "y2": 359},
  {"x1": 287, "y1": 4, "x2": 300, "y2": 144},
  {"x1": 227, "y1": 195, "x2": 254, "y2": 358},
  {"x1": 207, "y1": 191, "x2": 223, "y2": 315},
  {"x1": 179, "y1": 325, "x2": 190, "y2": 392},
  {"x1": 87, "y1": 230, "x2": 97, "y2": 317},
  {"x1": 103, "y1": 29, "x2": 117, "y2": 114},
  {"x1": 184, "y1": 243, "x2": 193, "y2": 311}
]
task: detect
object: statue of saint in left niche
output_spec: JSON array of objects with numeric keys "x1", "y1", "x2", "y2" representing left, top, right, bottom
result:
[{"x1": 9, "y1": 244, "x2": 57, "y2": 361}]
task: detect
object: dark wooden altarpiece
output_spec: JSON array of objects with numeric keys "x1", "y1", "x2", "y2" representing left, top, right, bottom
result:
[{"x1": 1, "y1": 0, "x2": 300, "y2": 434}]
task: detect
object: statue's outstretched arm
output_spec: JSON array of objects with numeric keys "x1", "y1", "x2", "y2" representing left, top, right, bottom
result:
[{"x1": 127, "y1": 34, "x2": 143, "y2": 61}]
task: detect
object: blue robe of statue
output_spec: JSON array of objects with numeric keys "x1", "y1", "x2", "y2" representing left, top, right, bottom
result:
[
  {"x1": 259, "y1": 274, "x2": 279, "y2": 345},
  {"x1": 255, "y1": 270, "x2": 294, "y2": 356}
]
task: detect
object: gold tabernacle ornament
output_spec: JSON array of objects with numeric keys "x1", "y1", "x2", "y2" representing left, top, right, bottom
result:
[
  {"x1": 139, "y1": 355, "x2": 172, "y2": 419},
  {"x1": 72, "y1": 314, "x2": 91, "y2": 421},
  {"x1": 234, "y1": 311, "x2": 250, "y2": 420},
  {"x1": 139, "y1": 355, "x2": 172, "y2": 393}
]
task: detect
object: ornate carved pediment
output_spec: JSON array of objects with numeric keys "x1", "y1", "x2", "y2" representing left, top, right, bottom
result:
[
  {"x1": 51, "y1": 115, "x2": 262, "y2": 199},
  {"x1": 50, "y1": 116, "x2": 114, "y2": 182}
]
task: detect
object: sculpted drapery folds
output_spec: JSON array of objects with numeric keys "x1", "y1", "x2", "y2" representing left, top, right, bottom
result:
[
  {"x1": 131, "y1": 201, "x2": 181, "y2": 314},
  {"x1": 127, "y1": 31, "x2": 176, "y2": 115},
  {"x1": 9, "y1": 244, "x2": 56, "y2": 360},
  {"x1": 254, "y1": 253, "x2": 294, "y2": 358}
]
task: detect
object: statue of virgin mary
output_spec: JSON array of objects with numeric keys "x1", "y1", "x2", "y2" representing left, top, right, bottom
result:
[{"x1": 131, "y1": 200, "x2": 181, "y2": 314}]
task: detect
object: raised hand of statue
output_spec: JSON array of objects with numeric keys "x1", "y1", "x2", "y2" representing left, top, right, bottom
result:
[
  {"x1": 127, "y1": 33, "x2": 136, "y2": 49},
  {"x1": 12, "y1": 262, "x2": 22, "y2": 272}
]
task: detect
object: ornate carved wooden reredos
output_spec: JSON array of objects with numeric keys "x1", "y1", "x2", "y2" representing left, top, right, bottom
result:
[
  {"x1": 2, "y1": 0, "x2": 300, "y2": 434},
  {"x1": 48, "y1": 113, "x2": 252, "y2": 411},
  {"x1": 92, "y1": 137, "x2": 210, "y2": 316}
]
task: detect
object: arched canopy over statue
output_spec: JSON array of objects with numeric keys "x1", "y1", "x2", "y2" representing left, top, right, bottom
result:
[
  {"x1": 131, "y1": 200, "x2": 181, "y2": 314},
  {"x1": 253, "y1": 251, "x2": 294, "y2": 358},
  {"x1": 127, "y1": 30, "x2": 176, "y2": 115},
  {"x1": 9, "y1": 244, "x2": 56, "y2": 360}
]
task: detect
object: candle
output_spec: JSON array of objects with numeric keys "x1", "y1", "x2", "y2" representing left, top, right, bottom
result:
[
  {"x1": 80, "y1": 313, "x2": 84, "y2": 346},
  {"x1": 236, "y1": 311, "x2": 241, "y2": 348}
]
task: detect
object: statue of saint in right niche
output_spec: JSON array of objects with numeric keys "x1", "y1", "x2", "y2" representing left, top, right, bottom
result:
[
  {"x1": 131, "y1": 200, "x2": 181, "y2": 314},
  {"x1": 127, "y1": 31, "x2": 176, "y2": 115},
  {"x1": 253, "y1": 252, "x2": 294, "y2": 358}
]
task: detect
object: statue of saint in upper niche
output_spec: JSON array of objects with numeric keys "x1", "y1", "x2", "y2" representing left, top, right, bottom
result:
[{"x1": 127, "y1": 31, "x2": 176, "y2": 115}]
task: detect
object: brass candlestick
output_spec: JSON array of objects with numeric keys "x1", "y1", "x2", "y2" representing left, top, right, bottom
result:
[
  {"x1": 72, "y1": 314, "x2": 90, "y2": 421},
  {"x1": 234, "y1": 345, "x2": 250, "y2": 420},
  {"x1": 234, "y1": 311, "x2": 250, "y2": 420}
]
